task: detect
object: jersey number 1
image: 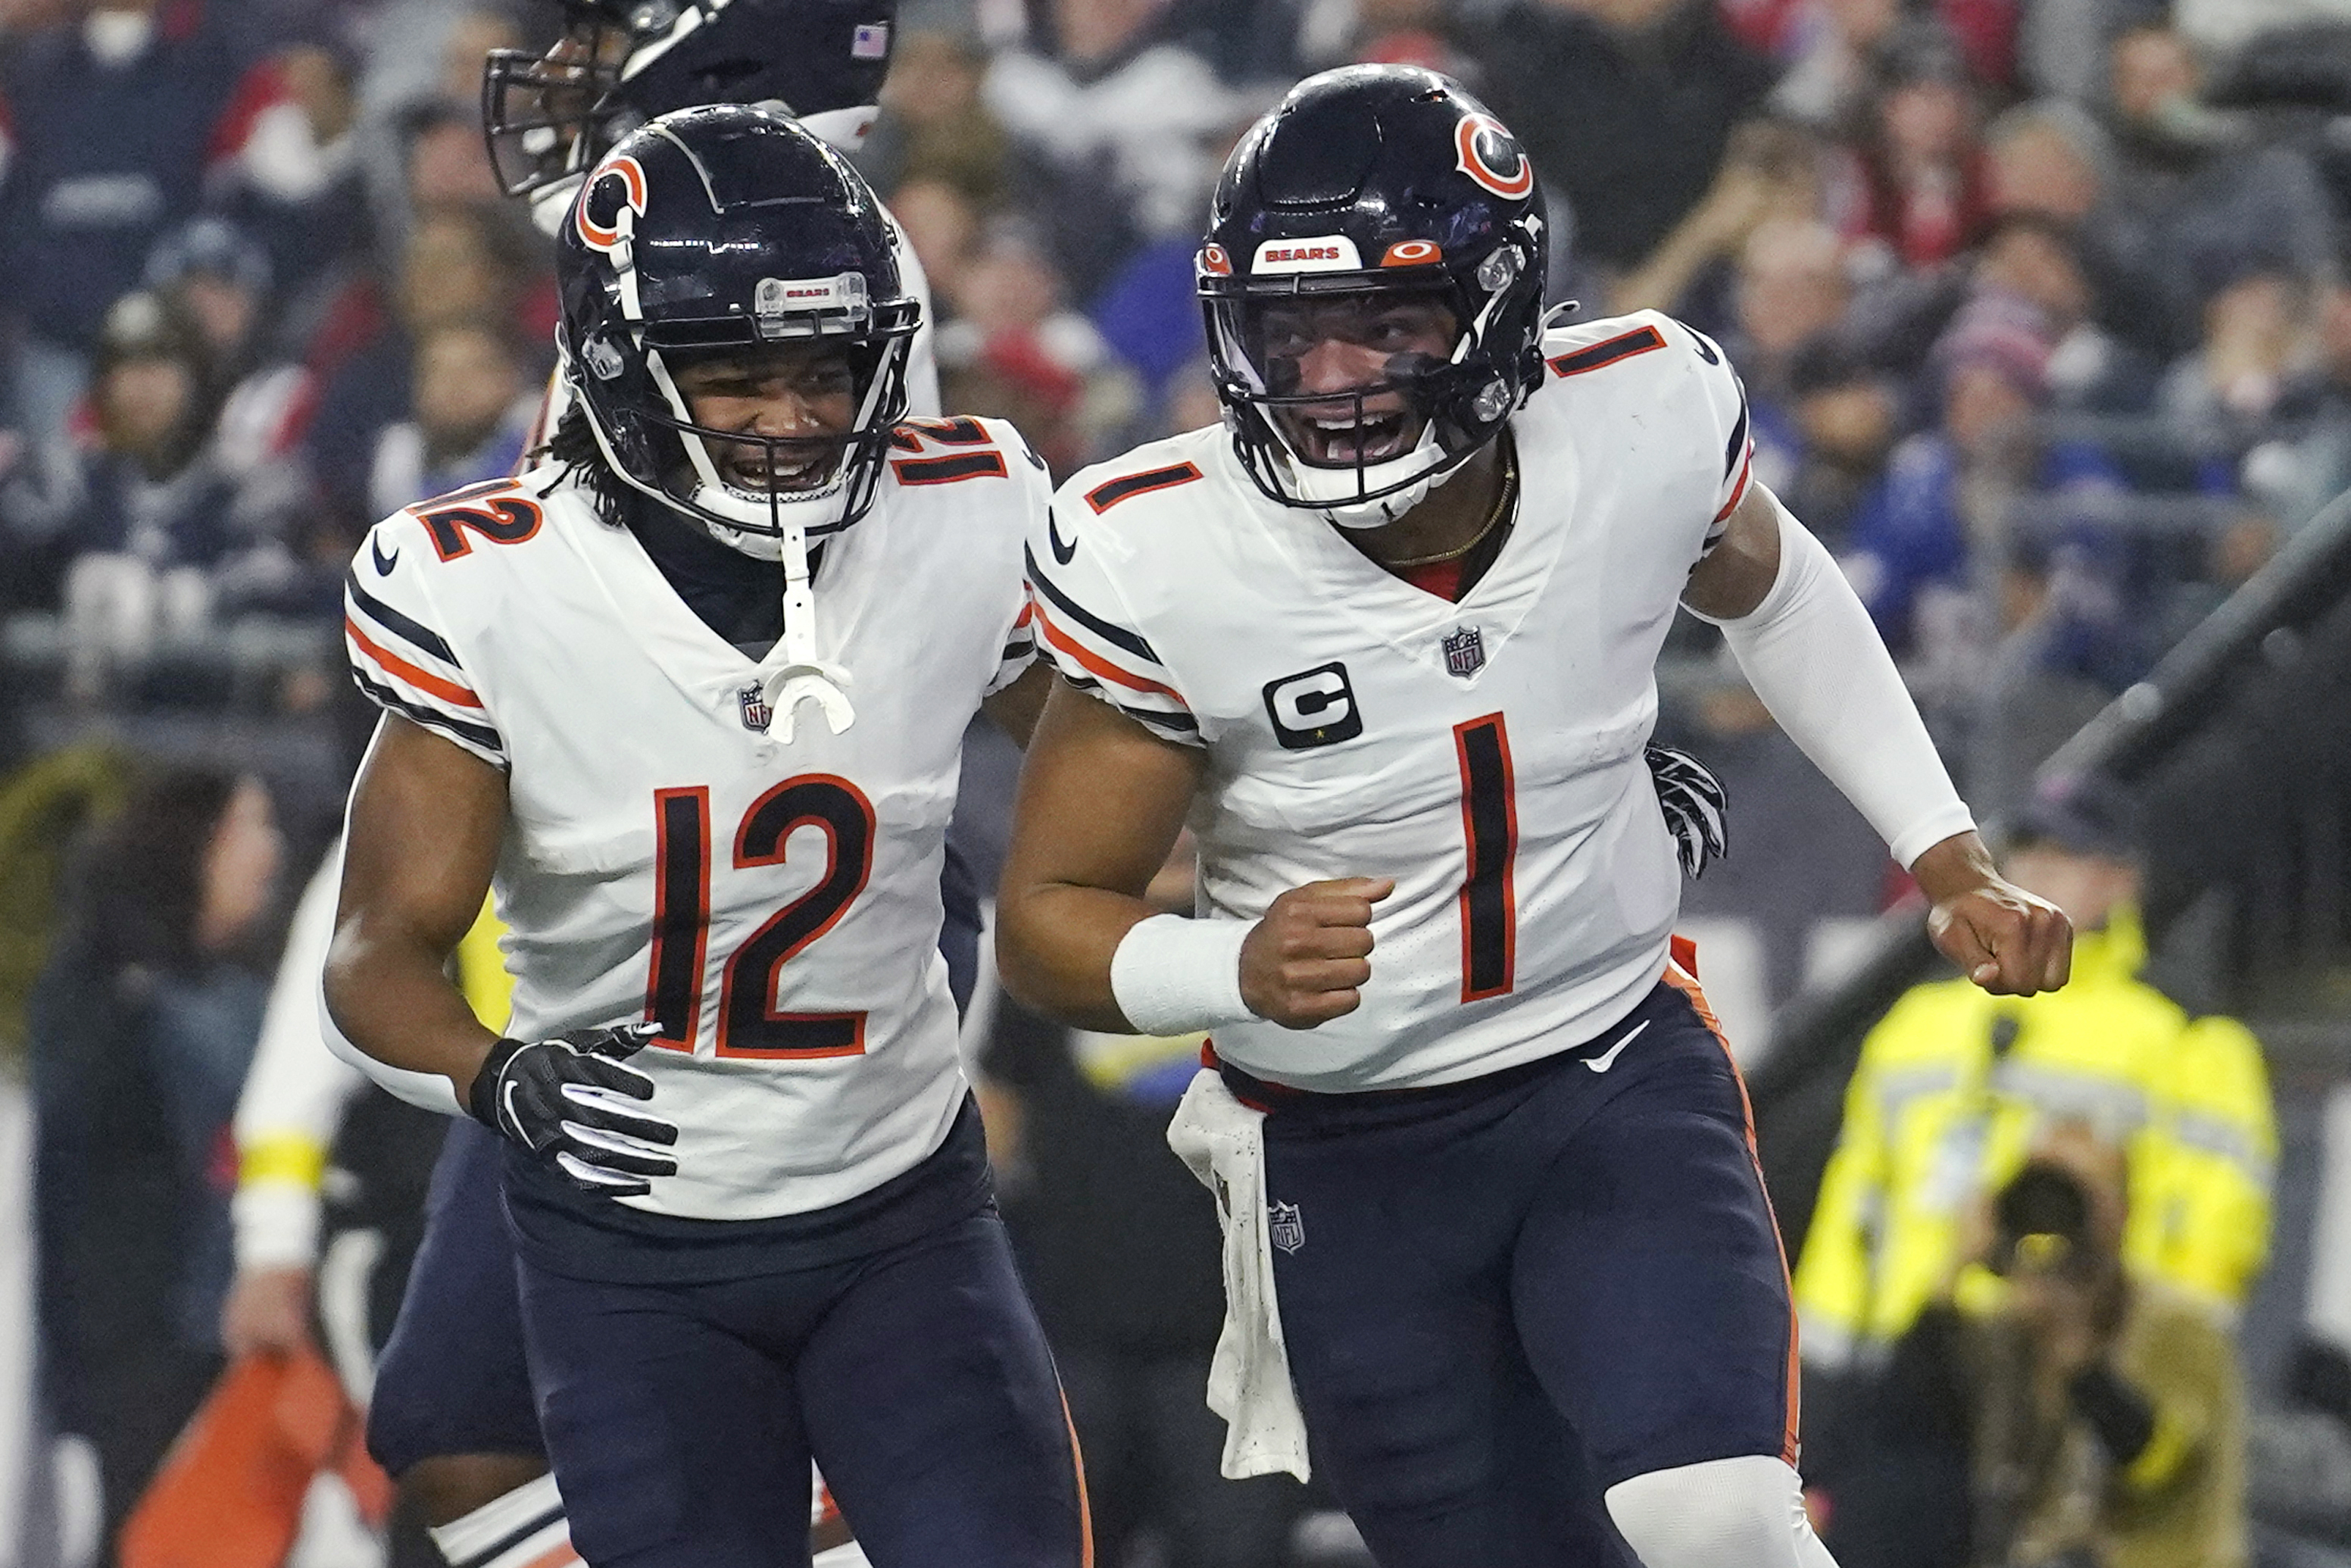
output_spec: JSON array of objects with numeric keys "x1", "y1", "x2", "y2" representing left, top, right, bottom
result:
[
  {"x1": 645, "y1": 778, "x2": 876, "y2": 1058},
  {"x1": 1456, "y1": 714, "x2": 1518, "y2": 1004}
]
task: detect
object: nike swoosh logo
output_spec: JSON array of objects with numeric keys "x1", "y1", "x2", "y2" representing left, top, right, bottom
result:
[
  {"x1": 371, "y1": 536, "x2": 399, "y2": 576},
  {"x1": 1585, "y1": 1020, "x2": 1650, "y2": 1073},
  {"x1": 1047, "y1": 509, "x2": 1078, "y2": 566}
]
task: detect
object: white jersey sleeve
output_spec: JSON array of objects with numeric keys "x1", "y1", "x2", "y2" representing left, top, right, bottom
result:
[
  {"x1": 231, "y1": 843, "x2": 367, "y2": 1270},
  {"x1": 345, "y1": 504, "x2": 510, "y2": 767},
  {"x1": 1025, "y1": 458, "x2": 1213, "y2": 746}
]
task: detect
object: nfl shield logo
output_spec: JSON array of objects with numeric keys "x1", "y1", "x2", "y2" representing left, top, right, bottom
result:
[
  {"x1": 1442, "y1": 625, "x2": 1486, "y2": 679},
  {"x1": 1268, "y1": 1201, "x2": 1305, "y2": 1254},
  {"x1": 737, "y1": 683, "x2": 773, "y2": 732},
  {"x1": 851, "y1": 21, "x2": 890, "y2": 57}
]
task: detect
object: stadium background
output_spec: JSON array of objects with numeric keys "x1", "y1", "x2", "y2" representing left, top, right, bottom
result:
[{"x1": 1, "y1": 0, "x2": 2350, "y2": 1562}]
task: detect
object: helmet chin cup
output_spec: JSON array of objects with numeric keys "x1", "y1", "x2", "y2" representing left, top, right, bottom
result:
[
  {"x1": 1275, "y1": 420, "x2": 1460, "y2": 530},
  {"x1": 684, "y1": 473, "x2": 854, "y2": 558}
]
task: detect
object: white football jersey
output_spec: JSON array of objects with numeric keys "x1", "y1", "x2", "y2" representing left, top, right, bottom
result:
[
  {"x1": 1032, "y1": 311, "x2": 1753, "y2": 1092},
  {"x1": 345, "y1": 419, "x2": 1042, "y2": 1219}
]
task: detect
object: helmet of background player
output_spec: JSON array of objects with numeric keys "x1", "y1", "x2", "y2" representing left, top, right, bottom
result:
[
  {"x1": 556, "y1": 104, "x2": 920, "y2": 556},
  {"x1": 1199, "y1": 66, "x2": 1548, "y2": 531},
  {"x1": 485, "y1": 0, "x2": 898, "y2": 231}
]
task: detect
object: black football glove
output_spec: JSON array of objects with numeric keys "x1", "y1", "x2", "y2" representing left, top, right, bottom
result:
[
  {"x1": 467, "y1": 1023, "x2": 678, "y2": 1198},
  {"x1": 1647, "y1": 744, "x2": 1730, "y2": 879}
]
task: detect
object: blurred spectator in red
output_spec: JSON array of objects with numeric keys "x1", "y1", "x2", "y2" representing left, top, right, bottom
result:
[
  {"x1": 1475, "y1": 0, "x2": 1777, "y2": 278},
  {"x1": 206, "y1": 41, "x2": 371, "y2": 311},
  {"x1": 863, "y1": 29, "x2": 1010, "y2": 210},
  {"x1": 1841, "y1": 24, "x2": 1992, "y2": 271},
  {"x1": 0, "y1": 0, "x2": 273, "y2": 447},
  {"x1": 33, "y1": 764, "x2": 283, "y2": 1561},
  {"x1": 984, "y1": 0, "x2": 1258, "y2": 302},
  {"x1": 941, "y1": 223, "x2": 1140, "y2": 474},
  {"x1": 365, "y1": 320, "x2": 534, "y2": 517}
]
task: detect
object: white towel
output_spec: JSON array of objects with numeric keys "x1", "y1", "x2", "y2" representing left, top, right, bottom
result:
[{"x1": 1166, "y1": 1067, "x2": 1313, "y2": 1482}]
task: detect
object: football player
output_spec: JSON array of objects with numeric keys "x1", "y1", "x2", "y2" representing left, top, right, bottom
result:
[
  {"x1": 324, "y1": 106, "x2": 1082, "y2": 1568},
  {"x1": 995, "y1": 67, "x2": 2071, "y2": 1568},
  {"x1": 258, "y1": 8, "x2": 949, "y2": 1566}
]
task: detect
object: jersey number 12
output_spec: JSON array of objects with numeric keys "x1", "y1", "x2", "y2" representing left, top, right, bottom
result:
[{"x1": 645, "y1": 778, "x2": 876, "y2": 1058}]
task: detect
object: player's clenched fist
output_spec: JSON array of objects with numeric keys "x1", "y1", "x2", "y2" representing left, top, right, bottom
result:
[{"x1": 1241, "y1": 877, "x2": 1394, "y2": 1029}]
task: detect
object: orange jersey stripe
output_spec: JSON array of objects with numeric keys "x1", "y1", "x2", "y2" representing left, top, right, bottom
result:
[
  {"x1": 345, "y1": 617, "x2": 484, "y2": 710},
  {"x1": 1032, "y1": 604, "x2": 1189, "y2": 704}
]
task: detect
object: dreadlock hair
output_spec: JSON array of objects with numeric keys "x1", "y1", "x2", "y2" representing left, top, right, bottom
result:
[{"x1": 542, "y1": 401, "x2": 631, "y2": 526}]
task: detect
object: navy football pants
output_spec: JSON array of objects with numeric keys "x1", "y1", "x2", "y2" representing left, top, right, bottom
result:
[
  {"x1": 367, "y1": 844, "x2": 988, "y2": 1476},
  {"x1": 519, "y1": 1210, "x2": 1086, "y2": 1568},
  {"x1": 1244, "y1": 973, "x2": 1798, "y2": 1568}
]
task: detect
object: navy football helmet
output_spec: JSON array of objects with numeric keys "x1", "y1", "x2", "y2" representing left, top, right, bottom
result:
[
  {"x1": 1200, "y1": 66, "x2": 1549, "y2": 529},
  {"x1": 557, "y1": 105, "x2": 919, "y2": 553},
  {"x1": 485, "y1": 0, "x2": 898, "y2": 217}
]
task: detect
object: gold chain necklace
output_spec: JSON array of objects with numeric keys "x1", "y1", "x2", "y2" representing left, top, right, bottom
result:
[{"x1": 1373, "y1": 440, "x2": 1519, "y2": 569}]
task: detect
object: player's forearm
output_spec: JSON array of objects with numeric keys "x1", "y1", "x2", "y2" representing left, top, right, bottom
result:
[
  {"x1": 1700, "y1": 505, "x2": 1975, "y2": 868},
  {"x1": 321, "y1": 921, "x2": 499, "y2": 1116},
  {"x1": 994, "y1": 882, "x2": 1163, "y2": 1032}
]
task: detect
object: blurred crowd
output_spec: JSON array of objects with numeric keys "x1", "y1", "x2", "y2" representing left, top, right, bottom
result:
[
  {"x1": 0, "y1": 0, "x2": 2344, "y2": 763},
  {"x1": 1, "y1": 0, "x2": 2350, "y2": 1563}
]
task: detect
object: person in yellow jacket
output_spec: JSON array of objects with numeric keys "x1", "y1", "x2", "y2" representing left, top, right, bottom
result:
[{"x1": 1794, "y1": 786, "x2": 2275, "y2": 1371}]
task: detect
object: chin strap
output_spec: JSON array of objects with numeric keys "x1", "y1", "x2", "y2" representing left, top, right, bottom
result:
[{"x1": 761, "y1": 512, "x2": 854, "y2": 741}]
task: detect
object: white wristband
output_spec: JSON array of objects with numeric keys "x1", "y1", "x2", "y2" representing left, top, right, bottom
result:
[{"x1": 1110, "y1": 914, "x2": 1256, "y2": 1036}]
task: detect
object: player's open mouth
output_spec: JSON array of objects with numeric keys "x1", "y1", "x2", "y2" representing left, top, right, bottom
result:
[
  {"x1": 1288, "y1": 408, "x2": 1414, "y2": 467},
  {"x1": 721, "y1": 447, "x2": 835, "y2": 492}
]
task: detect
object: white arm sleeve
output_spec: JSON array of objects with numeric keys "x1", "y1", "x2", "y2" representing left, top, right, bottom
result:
[
  {"x1": 231, "y1": 845, "x2": 370, "y2": 1270},
  {"x1": 1692, "y1": 505, "x2": 1976, "y2": 870}
]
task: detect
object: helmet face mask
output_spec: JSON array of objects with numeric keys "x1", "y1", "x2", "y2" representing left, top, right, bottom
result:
[
  {"x1": 483, "y1": 25, "x2": 632, "y2": 205},
  {"x1": 485, "y1": 0, "x2": 897, "y2": 214},
  {"x1": 557, "y1": 107, "x2": 921, "y2": 555},
  {"x1": 572, "y1": 324, "x2": 916, "y2": 556},
  {"x1": 1198, "y1": 66, "x2": 1550, "y2": 530}
]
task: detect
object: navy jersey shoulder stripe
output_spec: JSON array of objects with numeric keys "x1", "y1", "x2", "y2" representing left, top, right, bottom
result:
[
  {"x1": 350, "y1": 670, "x2": 506, "y2": 756},
  {"x1": 1023, "y1": 545, "x2": 1163, "y2": 664},
  {"x1": 1723, "y1": 383, "x2": 1750, "y2": 480},
  {"x1": 1084, "y1": 462, "x2": 1203, "y2": 514},
  {"x1": 1547, "y1": 323, "x2": 1668, "y2": 379},
  {"x1": 345, "y1": 566, "x2": 457, "y2": 665}
]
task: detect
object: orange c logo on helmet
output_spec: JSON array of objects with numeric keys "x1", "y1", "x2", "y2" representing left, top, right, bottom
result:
[
  {"x1": 1198, "y1": 243, "x2": 1234, "y2": 276},
  {"x1": 1454, "y1": 114, "x2": 1533, "y2": 201},
  {"x1": 1382, "y1": 239, "x2": 1441, "y2": 267},
  {"x1": 576, "y1": 155, "x2": 648, "y2": 255}
]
